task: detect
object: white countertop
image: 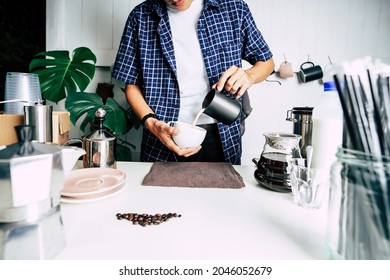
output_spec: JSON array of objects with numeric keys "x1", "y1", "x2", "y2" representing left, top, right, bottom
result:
[{"x1": 55, "y1": 162, "x2": 329, "y2": 260}]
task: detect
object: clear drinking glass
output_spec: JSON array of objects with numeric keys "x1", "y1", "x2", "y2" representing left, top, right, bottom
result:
[
  {"x1": 326, "y1": 147, "x2": 390, "y2": 260},
  {"x1": 290, "y1": 160, "x2": 329, "y2": 209}
]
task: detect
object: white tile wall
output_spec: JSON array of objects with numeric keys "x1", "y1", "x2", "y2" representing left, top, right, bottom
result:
[{"x1": 47, "y1": 0, "x2": 390, "y2": 165}]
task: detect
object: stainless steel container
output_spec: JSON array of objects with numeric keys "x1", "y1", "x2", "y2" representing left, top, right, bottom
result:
[
  {"x1": 83, "y1": 108, "x2": 117, "y2": 168},
  {"x1": 286, "y1": 107, "x2": 313, "y2": 158},
  {"x1": 24, "y1": 100, "x2": 52, "y2": 143},
  {"x1": 0, "y1": 125, "x2": 84, "y2": 259}
]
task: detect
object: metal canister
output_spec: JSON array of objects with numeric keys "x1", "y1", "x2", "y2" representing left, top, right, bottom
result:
[
  {"x1": 286, "y1": 107, "x2": 313, "y2": 158},
  {"x1": 24, "y1": 100, "x2": 53, "y2": 143},
  {"x1": 82, "y1": 108, "x2": 117, "y2": 168}
]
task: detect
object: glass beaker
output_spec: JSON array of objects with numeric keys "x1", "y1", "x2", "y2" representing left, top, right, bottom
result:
[
  {"x1": 327, "y1": 147, "x2": 390, "y2": 260},
  {"x1": 254, "y1": 133, "x2": 302, "y2": 192}
]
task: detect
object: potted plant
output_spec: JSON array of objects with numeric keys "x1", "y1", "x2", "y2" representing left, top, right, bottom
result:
[{"x1": 29, "y1": 46, "x2": 135, "y2": 160}]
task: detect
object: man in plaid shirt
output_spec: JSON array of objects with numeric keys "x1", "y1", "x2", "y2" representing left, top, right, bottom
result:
[{"x1": 112, "y1": 0, "x2": 274, "y2": 164}]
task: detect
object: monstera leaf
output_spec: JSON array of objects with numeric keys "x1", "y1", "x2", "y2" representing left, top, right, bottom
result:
[
  {"x1": 29, "y1": 47, "x2": 96, "y2": 103},
  {"x1": 65, "y1": 91, "x2": 131, "y2": 135}
]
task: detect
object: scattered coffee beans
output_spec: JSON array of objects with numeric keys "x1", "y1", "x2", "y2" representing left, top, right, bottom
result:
[{"x1": 116, "y1": 212, "x2": 181, "y2": 227}]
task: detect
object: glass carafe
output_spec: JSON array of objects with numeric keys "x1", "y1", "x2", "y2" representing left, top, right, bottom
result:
[{"x1": 254, "y1": 133, "x2": 302, "y2": 192}]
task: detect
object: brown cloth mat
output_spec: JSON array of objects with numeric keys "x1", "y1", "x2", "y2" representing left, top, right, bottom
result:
[{"x1": 142, "y1": 162, "x2": 245, "y2": 189}]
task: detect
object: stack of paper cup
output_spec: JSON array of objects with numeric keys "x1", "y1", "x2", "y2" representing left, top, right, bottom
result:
[{"x1": 4, "y1": 72, "x2": 42, "y2": 114}]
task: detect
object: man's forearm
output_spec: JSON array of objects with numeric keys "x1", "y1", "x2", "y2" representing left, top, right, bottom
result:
[
  {"x1": 246, "y1": 58, "x2": 275, "y2": 84},
  {"x1": 125, "y1": 84, "x2": 154, "y2": 120}
]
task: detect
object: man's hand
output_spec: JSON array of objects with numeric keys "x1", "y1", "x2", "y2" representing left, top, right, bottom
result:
[
  {"x1": 145, "y1": 118, "x2": 201, "y2": 157},
  {"x1": 214, "y1": 59, "x2": 275, "y2": 98},
  {"x1": 215, "y1": 66, "x2": 254, "y2": 98}
]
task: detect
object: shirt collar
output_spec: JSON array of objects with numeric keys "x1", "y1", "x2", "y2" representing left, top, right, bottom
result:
[
  {"x1": 151, "y1": 0, "x2": 221, "y2": 17},
  {"x1": 150, "y1": 0, "x2": 165, "y2": 17},
  {"x1": 204, "y1": 0, "x2": 221, "y2": 9}
]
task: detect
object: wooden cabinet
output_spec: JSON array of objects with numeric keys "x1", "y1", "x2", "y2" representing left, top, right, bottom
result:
[{"x1": 46, "y1": 0, "x2": 143, "y2": 66}]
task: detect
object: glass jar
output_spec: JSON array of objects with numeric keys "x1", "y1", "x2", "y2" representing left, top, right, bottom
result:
[
  {"x1": 327, "y1": 147, "x2": 390, "y2": 260},
  {"x1": 254, "y1": 133, "x2": 302, "y2": 192}
]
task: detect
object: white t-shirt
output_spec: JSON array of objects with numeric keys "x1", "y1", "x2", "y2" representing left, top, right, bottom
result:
[{"x1": 167, "y1": 0, "x2": 215, "y2": 124}]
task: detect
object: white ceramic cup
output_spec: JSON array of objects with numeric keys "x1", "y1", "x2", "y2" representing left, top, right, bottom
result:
[{"x1": 168, "y1": 121, "x2": 207, "y2": 149}]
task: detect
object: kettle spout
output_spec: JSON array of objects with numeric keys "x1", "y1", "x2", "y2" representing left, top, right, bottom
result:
[{"x1": 61, "y1": 147, "x2": 86, "y2": 175}]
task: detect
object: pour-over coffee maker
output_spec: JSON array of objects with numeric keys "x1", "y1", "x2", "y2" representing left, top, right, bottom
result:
[{"x1": 253, "y1": 132, "x2": 302, "y2": 192}]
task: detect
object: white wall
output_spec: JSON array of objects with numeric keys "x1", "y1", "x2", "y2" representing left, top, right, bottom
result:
[
  {"x1": 240, "y1": 0, "x2": 390, "y2": 165},
  {"x1": 47, "y1": 0, "x2": 390, "y2": 165}
]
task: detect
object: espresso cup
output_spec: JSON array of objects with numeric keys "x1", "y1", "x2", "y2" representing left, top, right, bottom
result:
[
  {"x1": 202, "y1": 88, "x2": 241, "y2": 125},
  {"x1": 278, "y1": 61, "x2": 294, "y2": 78},
  {"x1": 168, "y1": 121, "x2": 207, "y2": 149},
  {"x1": 298, "y1": 62, "x2": 323, "y2": 83}
]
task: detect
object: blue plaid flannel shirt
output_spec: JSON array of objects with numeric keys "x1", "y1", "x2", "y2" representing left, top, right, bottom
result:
[{"x1": 112, "y1": 0, "x2": 273, "y2": 164}]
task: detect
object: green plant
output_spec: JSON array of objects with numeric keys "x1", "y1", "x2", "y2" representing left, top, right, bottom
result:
[
  {"x1": 29, "y1": 47, "x2": 96, "y2": 103},
  {"x1": 65, "y1": 91, "x2": 130, "y2": 134},
  {"x1": 29, "y1": 47, "x2": 129, "y2": 133},
  {"x1": 29, "y1": 47, "x2": 135, "y2": 160}
]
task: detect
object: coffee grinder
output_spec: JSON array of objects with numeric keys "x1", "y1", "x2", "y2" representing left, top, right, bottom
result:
[{"x1": 286, "y1": 107, "x2": 313, "y2": 158}]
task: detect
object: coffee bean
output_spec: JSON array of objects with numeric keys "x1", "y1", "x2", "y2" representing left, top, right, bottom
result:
[{"x1": 115, "y1": 212, "x2": 181, "y2": 227}]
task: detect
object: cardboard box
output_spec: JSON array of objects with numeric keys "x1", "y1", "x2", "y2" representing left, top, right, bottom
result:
[
  {"x1": 0, "y1": 111, "x2": 71, "y2": 146},
  {"x1": 52, "y1": 111, "x2": 71, "y2": 145},
  {"x1": 0, "y1": 114, "x2": 25, "y2": 146}
]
